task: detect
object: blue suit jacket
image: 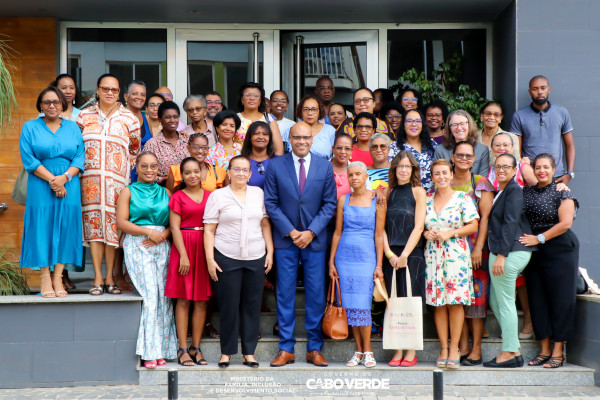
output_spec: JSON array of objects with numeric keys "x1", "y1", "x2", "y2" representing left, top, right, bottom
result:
[{"x1": 264, "y1": 152, "x2": 337, "y2": 251}]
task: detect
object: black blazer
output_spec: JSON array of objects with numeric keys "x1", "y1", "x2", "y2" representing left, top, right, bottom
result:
[{"x1": 488, "y1": 179, "x2": 536, "y2": 256}]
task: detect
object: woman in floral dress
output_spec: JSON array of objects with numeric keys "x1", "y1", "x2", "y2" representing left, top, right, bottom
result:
[
  {"x1": 77, "y1": 73, "x2": 141, "y2": 295},
  {"x1": 424, "y1": 159, "x2": 479, "y2": 370}
]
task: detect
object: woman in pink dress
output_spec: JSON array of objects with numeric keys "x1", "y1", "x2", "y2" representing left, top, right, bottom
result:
[{"x1": 165, "y1": 157, "x2": 212, "y2": 366}]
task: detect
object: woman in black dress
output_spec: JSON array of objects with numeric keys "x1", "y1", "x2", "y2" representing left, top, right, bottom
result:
[
  {"x1": 383, "y1": 150, "x2": 427, "y2": 367},
  {"x1": 519, "y1": 153, "x2": 579, "y2": 369}
]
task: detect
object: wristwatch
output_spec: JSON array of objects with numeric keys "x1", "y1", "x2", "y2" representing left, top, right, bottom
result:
[
  {"x1": 567, "y1": 171, "x2": 575, "y2": 179},
  {"x1": 64, "y1": 172, "x2": 73, "y2": 181},
  {"x1": 537, "y1": 234, "x2": 546, "y2": 244}
]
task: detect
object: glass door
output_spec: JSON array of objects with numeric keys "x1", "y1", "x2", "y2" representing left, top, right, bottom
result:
[
  {"x1": 174, "y1": 29, "x2": 275, "y2": 113},
  {"x1": 280, "y1": 30, "x2": 379, "y2": 118}
]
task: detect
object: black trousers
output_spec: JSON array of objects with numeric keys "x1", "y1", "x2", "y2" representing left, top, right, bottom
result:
[
  {"x1": 214, "y1": 249, "x2": 265, "y2": 355},
  {"x1": 524, "y1": 230, "x2": 579, "y2": 342}
]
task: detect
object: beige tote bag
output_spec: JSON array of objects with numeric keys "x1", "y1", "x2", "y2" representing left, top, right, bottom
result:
[{"x1": 382, "y1": 267, "x2": 423, "y2": 350}]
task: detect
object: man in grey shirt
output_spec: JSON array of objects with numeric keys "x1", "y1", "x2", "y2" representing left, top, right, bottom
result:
[{"x1": 510, "y1": 75, "x2": 575, "y2": 183}]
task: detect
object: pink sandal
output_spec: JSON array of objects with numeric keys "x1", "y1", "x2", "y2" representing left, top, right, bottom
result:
[
  {"x1": 157, "y1": 359, "x2": 167, "y2": 366},
  {"x1": 144, "y1": 360, "x2": 157, "y2": 369}
]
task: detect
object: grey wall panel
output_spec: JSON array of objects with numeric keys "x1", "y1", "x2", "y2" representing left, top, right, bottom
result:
[
  {"x1": 515, "y1": 0, "x2": 600, "y2": 280},
  {"x1": 492, "y1": 1, "x2": 517, "y2": 129}
]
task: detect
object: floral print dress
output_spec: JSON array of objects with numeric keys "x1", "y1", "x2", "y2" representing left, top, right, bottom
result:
[{"x1": 424, "y1": 191, "x2": 479, "y2": 306}]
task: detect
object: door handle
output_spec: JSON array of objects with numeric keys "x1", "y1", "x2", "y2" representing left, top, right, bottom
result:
[{"x1": 0, "y1": 203, "x2": 8, "y2": 211}]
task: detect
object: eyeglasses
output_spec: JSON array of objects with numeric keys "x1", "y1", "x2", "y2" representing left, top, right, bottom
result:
[
  {"x1": 302, "y1": 107, "x2": 319, "y2": 114},
  {"x1": 484, "y1": 111, "x2": 502, "y2": 118},
  {"x1": 317, "y1": 86, "x2": 334, "y2": 91},
  {"x1": 385, "y1": 114, "x2": 402, "y2": 120},
  {"x1": 291, "y1": 135, "x2": 312, "y2": 141},
  {"x1": 370, "y1": 144, "x2": 388, "y2": 150},
  {"x1": 257, "y1": 162, "x2": 265, "y2": 175},
  {"x1": 495, "y1": 165, "x2": 514, "y2": 171},
  {"x1": 231, "y1": 167, "x2": 251, "y2": 174},
  {"x1": 206, "y1": 100, "x2": 222, "y2": 105},
  {"x1": 355, "y1": 124, "x2": 374, "y2": 131},
  {"x1": 138, "y1": 164, "x2": 158, "y2": 171},
  {"x1": 454, "y1": 153, "x2": 474, "y2": 160},
  {"x1": 405, "y1": 119, "x2": 422, "y2": 125},
  {"x1": 353, "y1": 97, "x2": 373, "y2": 105},
  {"x1": 99, "y1": 86, "x2": 120, "y2": 94},
  {"x1": 397, "y1": 164, "x2": 413, "y2": 170},
  {"x1": 41, "y1": 100, "x2": 62, "y2": 107},
  {"x1": 402, "y1": 97, "x2": 418, "y2": 102},
  {"x1": 191, "y1": 145, "x2": 209, "y2": 151},
  {"x1": 157, "y1": 92, "x2": 173, "y2": 100},
  {"x1": 334, "y1": 146, "x2": 352, "y2": 152},
  {"x1": 243, "y1": 93, "x2": 261, "y2": 99},
  {"x1": 271, "y1": 99, "x2": 288, "y2": 104},
  {"x1": 148, "y1": 102, "x2": 162, "y2": 108},
  {"x1": 426, "y1": 113, "x2": 442, "y2": 118},
  {"x1": 449, "y1": 121, "x2": 469, "y2": 130},
  {"x1": 187, "y1": 106, "x2": 206, "y2": 113}
]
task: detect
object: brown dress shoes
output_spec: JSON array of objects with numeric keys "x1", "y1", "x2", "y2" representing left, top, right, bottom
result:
[
  {"x1": 270, "y1": 350, "x2": 295, "y2": 367},
  {"x1": 306, "y1": 350, "x2": 329, "y2": 367}
]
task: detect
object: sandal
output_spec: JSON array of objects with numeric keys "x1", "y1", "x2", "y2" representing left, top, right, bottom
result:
[
  {"x1": 543, "y1": 356, "x2": 565, "y2": 369},
  {"x1": 436, "y1": 348, "x2": 448, "y2": 369},
  {"x1": 446, "y1": 349, "x2": 461, "y2": 370},
  {"x1": 363, "y1": 352, "x2": 376, "y2": 368},
  {"x1": 144, "y1": 360, "x2": 157, "y2": 369},
  {"x1": 40, "y1": 274, "x2": 55, "y2": 298},
  {"x1": 105, "y1": 284, "x2": 122, "y2": 294},
  {"x1": 204, "y1": 322, "x2": 220, "y2": 338},
  {"x1": 156, "y1": 359, "x2": 167, "y2": 366},
  {"x1": 89, "y1": 285, "x2": 104, "y2": 296},
  {"x1": 53, "y1": 274, "x2": 68, "y2": 298},
  {"x1": 346, "y1": 352, "x2": 364, "y2": 367},
  {"x1": 528, "y1": 354, "x2": 551, "y2": 366},
  {"x1": 189, "y1": 346, "x2": 208, "y2": 365},
  {"x1": 177, "y1": 348, "x2": 195, "y2": 367}
]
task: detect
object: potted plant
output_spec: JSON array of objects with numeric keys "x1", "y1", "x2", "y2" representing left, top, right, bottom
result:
[
  {"x1": 0, "y1": 247, "x2": 29, "y2": 296},
  {"x1": 0, "y1": 33, "x2": 18, "y2": 129}
]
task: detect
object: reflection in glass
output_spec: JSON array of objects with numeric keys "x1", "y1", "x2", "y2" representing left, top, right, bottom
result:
[{"x1": 187, "y1": 42, "x2": 263, "y2": 112}]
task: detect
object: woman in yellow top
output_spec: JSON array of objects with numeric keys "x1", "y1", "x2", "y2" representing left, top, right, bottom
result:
[{"x1": 166, "y1": 133, "x2": 229, "y2": 192}]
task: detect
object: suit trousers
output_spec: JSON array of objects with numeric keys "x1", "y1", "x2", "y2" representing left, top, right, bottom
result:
[
  {"x1": 213, "y1": 249, "x2": 265, "y2": 355},
  {"x1": 275, "y1": 246, "x2": 326, "y2": 354},
  {"x1": 524, "y1": 230, "x2": 579, "y2": 342},
  {"x1": 489, "y1": 251, "x2": 532, "y2": 352}
]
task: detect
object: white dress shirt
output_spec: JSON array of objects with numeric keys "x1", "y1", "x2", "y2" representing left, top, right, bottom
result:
[{"x1": 291, "y1": 151, "x2": 312, "y2": 185}]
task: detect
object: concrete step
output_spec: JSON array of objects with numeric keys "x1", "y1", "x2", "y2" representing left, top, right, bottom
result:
[
  {"x1": 138, "y1": 360, "x2": 595, "y2": 386},
  {"x1": 176, "y1": 335, "x2": 543, "y2": 364}
]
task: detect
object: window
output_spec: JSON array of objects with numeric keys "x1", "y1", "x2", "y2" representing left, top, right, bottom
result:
[
  {"x1": 67, "y1": 28, "x2": 167, "y2": 104},
  {"x1": 387, "y1": 29, "x2": 486, "y2": 96}
]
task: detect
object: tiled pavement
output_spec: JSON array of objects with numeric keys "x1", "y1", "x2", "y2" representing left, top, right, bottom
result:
[{"x1": 1, "y1": 385, "x2": 600, "y2": 399}]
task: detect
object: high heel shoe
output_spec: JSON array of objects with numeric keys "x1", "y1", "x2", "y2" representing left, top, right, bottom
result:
[
  {"x1": 189, "y1": 346, "x2": 208, "y2": 365},
  {"x1": 218, "y1": 355, "x2": 230, "y2": 368},
  {"x1": 242, "y1": 356, "x2": 259, "y2": 368},
  {"x1": 39, "y1": 274, "x2": 55, "y2": 298}
]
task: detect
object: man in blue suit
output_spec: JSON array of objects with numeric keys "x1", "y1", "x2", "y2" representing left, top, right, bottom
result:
[{"x1": 264, "y1": 122, "x2": 337, "y2": 367}]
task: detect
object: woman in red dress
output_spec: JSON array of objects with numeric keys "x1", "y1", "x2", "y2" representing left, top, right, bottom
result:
[{"x1": 165, "y1": 157, "x2": 212, "y2": 366}]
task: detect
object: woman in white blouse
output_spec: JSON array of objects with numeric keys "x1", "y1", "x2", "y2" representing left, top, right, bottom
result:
[{"x1": 204, "y1": 155, "x2": 274, "y2": 368}]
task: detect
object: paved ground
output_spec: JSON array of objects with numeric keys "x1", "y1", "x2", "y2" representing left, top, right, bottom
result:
[{"x1": 1, "y1": 385, "x2": 600, "y2": 399}]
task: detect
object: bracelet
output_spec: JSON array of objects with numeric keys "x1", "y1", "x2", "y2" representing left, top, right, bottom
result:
[
  {"x1": 454, "y1": 230, "x2": 458, "y2": 239},
  {"x1": 385, "y1": 250, "x2": 396, "y2": 259},
  {"x1": 375, "y1": 267, "x2": 382, "y2": 270},
  {"x1": 148, "y1": 228, "x2": 153, "y2": 237}
]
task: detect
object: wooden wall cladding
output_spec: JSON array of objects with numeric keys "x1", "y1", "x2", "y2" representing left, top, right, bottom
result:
[{"x1": 0, "y1": 18, "x2": 57, "y2": 269}]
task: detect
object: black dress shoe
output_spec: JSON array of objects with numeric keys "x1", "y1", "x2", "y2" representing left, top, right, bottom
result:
[
  {"x1": 243, "y1": 357, "x2": 259, "y2": 368},
  {"x1": 483, "y1": 356, "x2": 520, "y2": 368},
  {"x1": 462, "y1": 357, "x2": 483, "y2": 366},
  {"x1": 516, "y1": 355, "x2": 524, "y2": 367}
]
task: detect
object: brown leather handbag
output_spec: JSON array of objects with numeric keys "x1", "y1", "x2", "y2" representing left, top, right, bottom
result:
[{"x1": 322, "y1": 276, "x2": 348, "y2": 340}]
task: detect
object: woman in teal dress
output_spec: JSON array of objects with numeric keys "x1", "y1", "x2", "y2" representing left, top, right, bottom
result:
[
  {"x1": 116, "y1": 151, "x2": 177, "y2": 369},
  {"x1": 20, "y1": 87, "x2": 85, "y2": 298}
]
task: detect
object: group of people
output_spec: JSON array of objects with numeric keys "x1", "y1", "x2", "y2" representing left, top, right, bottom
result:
[{"x1": 20, "y1": 71, "x2": 579, "y2": 371}]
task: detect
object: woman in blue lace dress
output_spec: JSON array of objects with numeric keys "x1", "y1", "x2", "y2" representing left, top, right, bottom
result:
[{"x1": 329, "y1": 161, "x2": 385, "y2": 368}]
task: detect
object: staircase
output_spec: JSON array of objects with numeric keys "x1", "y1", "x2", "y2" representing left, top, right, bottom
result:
[{"x1": 138, "y1": 286, "x2": 595, "y2": 386}]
